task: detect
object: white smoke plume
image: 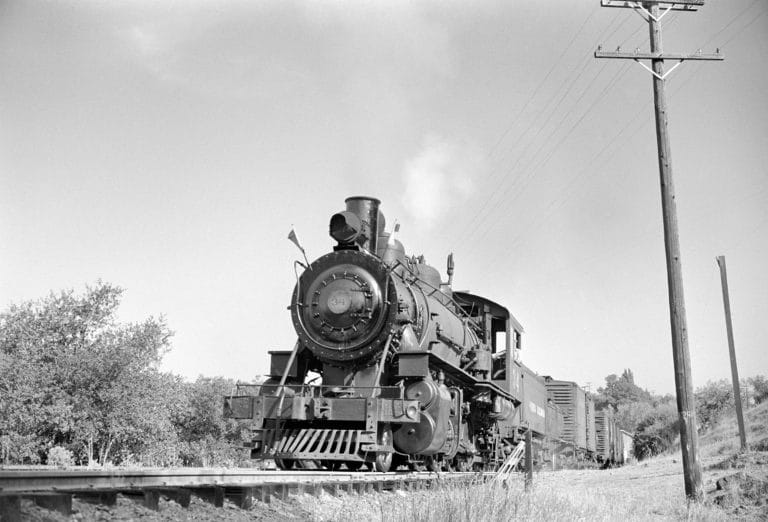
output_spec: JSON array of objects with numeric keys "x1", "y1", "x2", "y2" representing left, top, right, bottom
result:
[{"x1": 402, "y1": 136, "x2": 482, "y2": 230}]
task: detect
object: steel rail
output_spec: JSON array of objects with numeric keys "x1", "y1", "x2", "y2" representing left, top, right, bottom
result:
[{"x1": 0, "y1": 468, "x2": 480, "y2": 494}]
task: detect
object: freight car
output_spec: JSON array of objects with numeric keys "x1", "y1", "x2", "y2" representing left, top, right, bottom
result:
[
  {"x1": 545, "y1": 378, "x2": 631, "y2": 465},
  {"x1": 544, "y1": 377, "x2": 589, "y2": 458},
  {"x1": 224, "y1": 196, "x2": 631, "y2": 472},
  {"x1": 595, "y1": 408, "x2": 624, "y2": 466}
]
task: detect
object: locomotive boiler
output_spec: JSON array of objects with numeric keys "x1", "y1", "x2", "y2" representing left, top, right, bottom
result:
[{"x1": 225, "y1": 196, "x2": 524, "y2": 471}]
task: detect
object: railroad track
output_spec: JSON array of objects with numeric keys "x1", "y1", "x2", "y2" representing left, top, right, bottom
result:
[{"x1": 0, "y1": 468, "x2": 485, "y2": 520}]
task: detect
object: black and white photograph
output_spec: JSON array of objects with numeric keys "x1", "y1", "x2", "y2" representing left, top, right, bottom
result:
[{"x1": 1, "y1": 0, "x2": 767, "y2": 520}]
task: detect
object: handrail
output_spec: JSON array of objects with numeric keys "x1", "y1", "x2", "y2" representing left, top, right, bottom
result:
[{"x1": 492, "y1": 440, "x2": 527, "y2": 483}]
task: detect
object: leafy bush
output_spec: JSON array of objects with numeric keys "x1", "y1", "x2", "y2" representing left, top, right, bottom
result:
[
  {"x1": 695, "y1": 380, "x2": 734, "y2": 431},
  {"x1": 47, "y1": 446, "x2": 75, "y2": 467},
  {"x1": 173, "y1": 376, "x2": 249, "y2": 467},
  {"x1": 178, "y1": 436, "x2": 249, "y2": 467},
  {"x1": 633, "y1": 401, "x2": 679, "y2": 460},
  {"x1": 749, "y1": 375, "x2": 768, "y2": 405}
]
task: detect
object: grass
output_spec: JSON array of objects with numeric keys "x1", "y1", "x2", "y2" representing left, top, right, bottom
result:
[
  {"x1": 700, "y1": 401, "x2": 768, "y2": 457},
  {"x1": 294, "y1": 402, "x2": 768, "y2": 521},
  {"x1": 299, "y1": 475, "x2": 731, "y2": 522}
]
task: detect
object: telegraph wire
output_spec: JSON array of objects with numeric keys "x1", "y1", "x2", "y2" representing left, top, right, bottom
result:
[
  {"x1": 503, "y1": 57, "x2": 698, "y2": 259},
  {"x1": 465, "y1": 3, "x2": 761, "y2": 260},
  {"x1": 455, "y1": 56, "x2": 616, "y2": 249},
  {"x1": 468, "y1": 56, "x2": 633, "y2": 249},
  {"x1": 455, "y1": 3, "x2": 762, "y2": 258},
  {"x1": 451, "y1": 8, "x2": 623, "y2": 249},
  {"x1": 454, "y1": 58, "x2": 608, "y2": 249},
  {"x1": 493, "y1": 1, "x2": 768, "y2": 265},
  {"x1": 485, "y1": 5, "x2": 602, "y2": 161},
  {"x1": 486, "y1": 12, "x2": 631, "y2": 176},
  {"x1": 480, "y1": 61, "x2": 634, "y2": 252},
  {"x1": 719, "y1": 5, "x2": 768, "y2": 46},
  {"x1": 453, "y1": 8, "x2": 603, "y2": 240},
  {"x1": 456, "y1": 9, "x2": 641, "y2": 244},
  {"x1": 700, "y1": 0, "x2": 763, "y2": 48}
]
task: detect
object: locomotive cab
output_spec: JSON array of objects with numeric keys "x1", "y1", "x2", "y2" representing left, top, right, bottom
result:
[{"x1": 453, "y1": 291, "x2": 524, "y2": 392}]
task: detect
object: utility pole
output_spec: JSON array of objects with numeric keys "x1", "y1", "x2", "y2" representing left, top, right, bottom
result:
[
  {"x1": 716, "y1": 255, "x2": 747, "y2": 451},
  {"x1": 594, "y1": 0, "x2": 723, "y2": 502}
]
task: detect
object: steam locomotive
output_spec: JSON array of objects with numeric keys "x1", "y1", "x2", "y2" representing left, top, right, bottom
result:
[{"x1": 225, "y1": 197, "x2": 630, "y2": 471}]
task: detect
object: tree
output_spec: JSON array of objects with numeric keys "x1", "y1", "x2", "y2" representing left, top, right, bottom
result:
[
  {"x1": 0, "y1": 282, "x2": 174, "y2": 465},
  {"x1": 594, "y1": 369, "x2": 651, "y2": 411}
]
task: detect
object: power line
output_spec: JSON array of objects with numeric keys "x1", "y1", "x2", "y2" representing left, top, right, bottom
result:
[
  {"x1": 472, "y1": 59, "x2": 634, "y2": 250},
  {"x1": 454, "y1": 57, "x2": 619, "y2": 249},
  {"x1": 484, "y1": 1, "x2": 767, "y2": 274},
  {"x1": 454, "y1": 1, "x2": 763, "y2": 260},
  {"x1": 477, "y1": 1, "x2": 754, "y2": 258},
  {"x1": 701, "y1": 0, "x2": 763, "y2": 48},
  {"x1": 489, "y1": 64, "x2": 643, "y2": 261},
  {"x1": 451, "y1": 8, "x2": 620, "y2": 249},
  {"x1": 485, "y1": 6, "x2": 603, "y2": 162},
  {"x1": 719, "y1": 5, "x2": 768, "y2": 46}
]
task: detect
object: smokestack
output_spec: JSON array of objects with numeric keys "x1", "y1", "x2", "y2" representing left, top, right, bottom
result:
[{"x1": 344, "y1": 196, "x2": 384, "y2": 254}]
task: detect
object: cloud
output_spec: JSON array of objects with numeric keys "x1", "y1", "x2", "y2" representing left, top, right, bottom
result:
[
  {"x1": 128, "y1": 25, "x2": 163, "y2": 58},
  {"x1": 114, "y1": 3, "x2": 457, "y2": 110},
  {"x1": 120, "y1": 23, "x2": 183, "y2": 83},
  {"x1": 401, "y1": 136, "x2": 483, "y2": 230}
]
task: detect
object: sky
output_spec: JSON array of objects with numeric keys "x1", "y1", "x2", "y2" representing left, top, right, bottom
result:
[{"x1": 1, "y1": 0, "x2": 766, "y2": 396}]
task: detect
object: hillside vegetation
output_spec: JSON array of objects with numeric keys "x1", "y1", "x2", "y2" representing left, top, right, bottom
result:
[{"x1": 591, "y1": 369, "x2": 767, "y2": 461}]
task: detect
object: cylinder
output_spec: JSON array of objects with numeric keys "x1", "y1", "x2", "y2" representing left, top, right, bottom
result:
[{"x1": 345, "y1": 196, "x2": 382, "y2": 254}]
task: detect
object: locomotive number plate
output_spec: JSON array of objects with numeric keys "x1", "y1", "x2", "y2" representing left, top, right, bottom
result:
[{"x1": 327, "y1": 291, "x2": 352, "y2": 314}]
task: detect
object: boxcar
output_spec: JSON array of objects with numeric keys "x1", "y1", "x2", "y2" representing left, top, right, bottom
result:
[
  {"x1": 545, "y1": 399, "x2": 563, "y2": 442},
  {"x1": 543, "y1": 377, "x2": 587, "y2": 452},
  {"x1": 585, "y1": 397, "x2": 597, "y2": 454},
  {"x1": 595, "y1": 409, "x2": 610, "y2": 462}
]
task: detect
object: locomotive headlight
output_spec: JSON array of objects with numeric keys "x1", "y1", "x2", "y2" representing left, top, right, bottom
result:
[
  {"x1": 330, "y1": 211, "x2": 362, "y2": 244},
  {"x1": 406, "y1": 404, "x2": 419, "y2": 420}
]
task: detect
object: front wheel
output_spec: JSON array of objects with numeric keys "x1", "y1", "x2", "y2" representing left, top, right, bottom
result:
[
  {"x1": 374, "y1": 424, "x2": 393, "y2": 472},
  {"x1": 322, "y1": 460, "x2": 342, "y2": 471},
  {"x1": 275, "y1": 458, "x2": 295, "y2": 470},
  {"x1": 345, "y1": 461, "x2": 364, "y2": 471}
]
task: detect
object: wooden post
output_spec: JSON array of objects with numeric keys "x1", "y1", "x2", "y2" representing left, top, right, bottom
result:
[
  {"x1": 716, "y1": 255, "x2": 747, "y2": 450},
  {"x1": 525, "y1": 429, "x2": 533, "y2": 491},
  {"x1": 648, "y1": 4, "x2": 703, "y2": 501},
  {"x1": 552, "y1": 448, "x2": 556, "y2": 471}
]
